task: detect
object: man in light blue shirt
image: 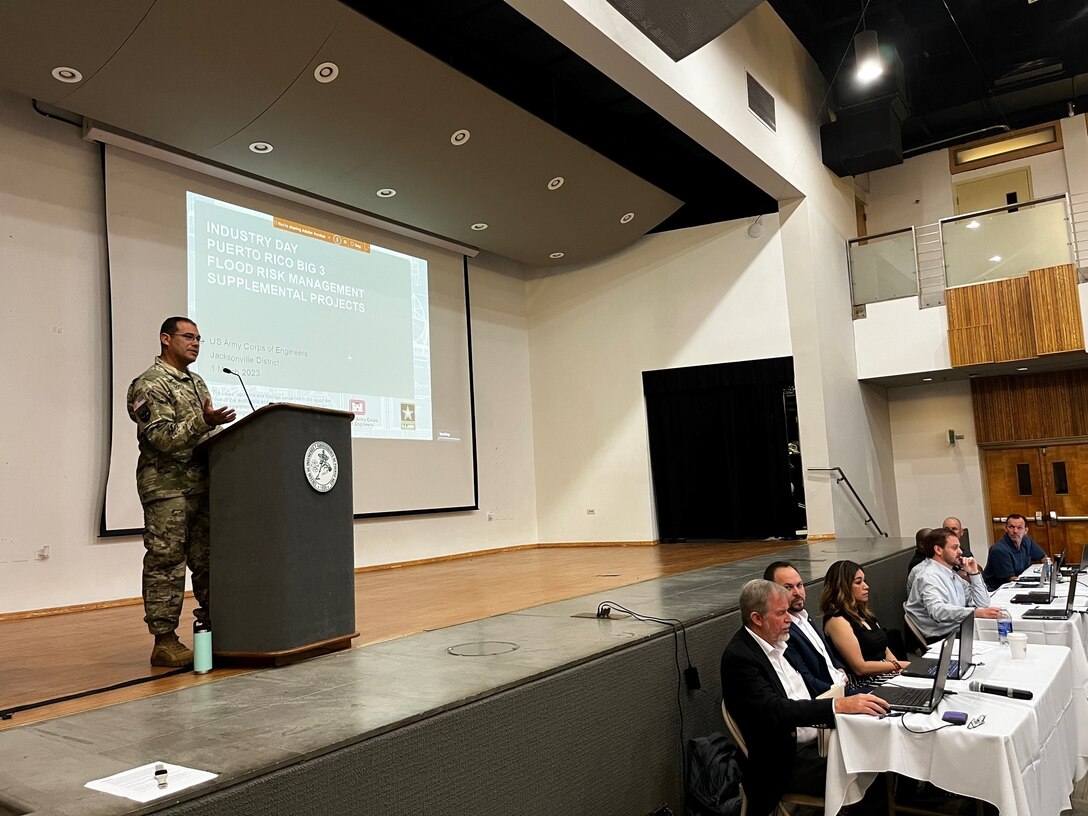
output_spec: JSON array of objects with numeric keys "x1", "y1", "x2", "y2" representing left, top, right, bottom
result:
[{"x1": 906, "y1": 528, "x2": 1000, "y2": 640}]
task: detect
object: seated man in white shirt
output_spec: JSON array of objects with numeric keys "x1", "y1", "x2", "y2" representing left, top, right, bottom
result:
[
  {"x1": 764, "y1": 560, "x2": 849, "y2": 694},
  {"x1": 905, "y1": 528, "x2": 1001, "y2": 641},
  {"x1": 720, "y1": 580, "x2": 889, "y2": 816}
]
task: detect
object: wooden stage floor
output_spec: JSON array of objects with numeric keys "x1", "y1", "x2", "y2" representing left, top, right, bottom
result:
[{"x1": 0, "y1": 540, "x2": 791, "y2": 729}]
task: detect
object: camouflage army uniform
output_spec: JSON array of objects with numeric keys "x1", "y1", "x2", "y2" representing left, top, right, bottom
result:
[{"x1": 127, "y1": 357, "x2": 218, "y2": 635}]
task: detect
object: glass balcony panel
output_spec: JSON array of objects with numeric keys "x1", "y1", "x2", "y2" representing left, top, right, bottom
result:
[
  {"x1": 849, "y1": 229, "x2": 917, "y2": 306},
  {"x1": 943, "y1": 198, "x2": 1073, "y2": 287}
]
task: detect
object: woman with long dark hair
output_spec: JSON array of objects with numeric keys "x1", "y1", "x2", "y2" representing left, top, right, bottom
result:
[{"x1": 820, "y1": 560, "x2": 908, "y2": 679}]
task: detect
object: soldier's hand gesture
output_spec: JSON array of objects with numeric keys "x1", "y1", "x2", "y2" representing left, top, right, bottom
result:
[{"x1": 203, "y1": 397, "x2": 236, "y2": 427}]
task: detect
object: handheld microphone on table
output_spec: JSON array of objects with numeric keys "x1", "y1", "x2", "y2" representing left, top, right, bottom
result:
[
  {"x1": 222, "y1": 367, "x2": 256, "y2": 412},
  {"x1": 968, "y1": 680, "x2": 1033, "y2": 700}
]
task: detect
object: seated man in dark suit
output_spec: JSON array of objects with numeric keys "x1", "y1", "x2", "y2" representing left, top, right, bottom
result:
[
  {"x1": 721, "y1": 579, "x2": 889, "y2": 816},
  {"x1": 764, "y1": 560, "x2": 848, "y2": 695}
]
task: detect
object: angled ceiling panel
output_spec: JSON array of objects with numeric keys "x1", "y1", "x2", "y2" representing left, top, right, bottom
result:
[
  {"x1": 0, "y1": 0, "x2": 154, "y2": 104},
  {"x1": 59, "y1": 0, "x2": 341, "y2": 151}
]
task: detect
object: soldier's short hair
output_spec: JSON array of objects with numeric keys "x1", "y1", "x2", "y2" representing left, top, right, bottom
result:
[{"x1": 160, "y1": 316, "x2": 194, "y2": 336}]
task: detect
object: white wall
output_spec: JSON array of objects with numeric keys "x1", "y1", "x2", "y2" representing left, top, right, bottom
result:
[
  {"x1": 0, "y1": 91, "x2": 539, "y2": 612},
  {"x1": 865, "y1": 131, "x2": 1077, "y2": 235},
  {"x1": 526, "y1": 217, "x2": 792, "y2": 542},
  {"x1": 515, "y1": 0, "x2": 900, "y2": 539},
  {"x1": 888, "y1": 380, "x2": 988, "y2": 563}
]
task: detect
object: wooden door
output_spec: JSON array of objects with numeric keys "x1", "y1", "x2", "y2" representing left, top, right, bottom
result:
[
  {"x1": 982, "y1": 447, "x2": 1055, "y2": 554},
  {"x1": 953, "y1": 167, "x2": 1032, "y2": 215},
  {"x1": 1039, "y1": 444, "x2": 1088, "y2": 563}
]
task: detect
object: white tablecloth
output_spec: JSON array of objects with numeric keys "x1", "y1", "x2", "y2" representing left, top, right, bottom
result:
[{"x1": 824, "y1": 642, "x2": 1088, "y2": 815}]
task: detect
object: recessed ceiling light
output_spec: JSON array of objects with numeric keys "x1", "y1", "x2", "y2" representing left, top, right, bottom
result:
[
  {"x1": 248, "y1": 141, "x2": 274, "y2": 154},
  {"x1": 51, "y1": 66, "x2": 82, "y2": 83},
  {"x1": 470, "y1": 223, "x2": 488, "y2": 231},
  {"x1": 989, "y1": 255, "x2": 1002, "y2": 262},
  {"x1": 547, "y1": 176, "x2": 564, "y2": 191},
  {"x1": 376, "y1": 188, "x2": 397, "y2": 198},
  {"x1": 450, "y1": 129, "x2": 471, "y2": 146},
  {"x1": 1017, "y1": 367, "x2": 1028, "y2": 371},
  {"x1": 966, "y1": 220, "x2": 981, "y2": 229},
  {"x1": 922, "y1": 378, "x2": 933, "y2": 382},
  {"x1": 314, "y1": 62, "x2": 339, "y2": 83},
  {"x1": 620, "y1": 212, "x2": 635, "y2": 224},
  {"x1": 549, "y1": 252, "x2": 565, "y2": 259}
]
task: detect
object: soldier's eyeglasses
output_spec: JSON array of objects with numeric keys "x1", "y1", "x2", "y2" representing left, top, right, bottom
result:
[{"x1": 171, "y1": 332, "x2": 202, "y2": 343}]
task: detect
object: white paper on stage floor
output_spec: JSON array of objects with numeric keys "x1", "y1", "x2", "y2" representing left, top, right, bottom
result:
[{"x1": 85, "y1": 761, "x2": 217, "y2": 802}]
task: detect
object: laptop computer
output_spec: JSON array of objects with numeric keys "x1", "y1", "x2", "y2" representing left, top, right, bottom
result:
[
  {"x1": 870, "y1": 631, "x2": 955, "y2": 713},
  {"x1": 903, "y1": 617, "x2": 973, "y2": 679},
  {"x1": 1011, "y1": 560, "x2": 1057, "y2": 604},
  {"x1": 1023, "y1": 571, "x2": 1080, "y2": 620}
]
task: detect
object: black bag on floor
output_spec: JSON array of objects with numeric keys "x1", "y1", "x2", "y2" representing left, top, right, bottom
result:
[{"x1": 686, "y1": 732, "x2": 742, "y2": 816}]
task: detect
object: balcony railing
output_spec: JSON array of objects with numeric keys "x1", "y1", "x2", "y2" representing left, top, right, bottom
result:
[{"x1": 849, "y1": 193, "x2": 1082, "y2": 313}]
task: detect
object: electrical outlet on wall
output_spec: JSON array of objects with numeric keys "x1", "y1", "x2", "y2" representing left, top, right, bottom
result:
[{"x1": 586, "y1": 508, "x2": 596, "y2": 515}]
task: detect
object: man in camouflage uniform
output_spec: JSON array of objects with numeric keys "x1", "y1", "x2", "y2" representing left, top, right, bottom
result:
[{"x1": 128, "y1": 317, "x2": 235, "y2": 667}]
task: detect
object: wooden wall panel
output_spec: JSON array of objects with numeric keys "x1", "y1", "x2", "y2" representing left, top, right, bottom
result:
[
  {"x1": 973, "y1": 368, "x2": 1088, "y2": 444},
  {"x1": 991, "y1": 276, "x2": 1036, "y2": 361},
  {"x1": 948, "y1": 324, "x2": 993, "y2": 366},
  {"x1": 1030, "y1": 264, "x2": 1084, "y2": 355},
  {"x1": 948, "y1": 265, "x2": 1082, "y2": 367}
]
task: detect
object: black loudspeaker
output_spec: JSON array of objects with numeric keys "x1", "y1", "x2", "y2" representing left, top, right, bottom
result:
[{"x1": 821, "y1": 105, "x2": 904, "y2": 177}]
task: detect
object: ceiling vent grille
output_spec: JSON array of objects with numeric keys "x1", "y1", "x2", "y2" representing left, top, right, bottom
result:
[{"x1": 747, "y1": 72, "x2": 776, "y2": 132}]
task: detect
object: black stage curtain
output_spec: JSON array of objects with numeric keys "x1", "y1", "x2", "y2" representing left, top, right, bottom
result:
[{"x1": 643, "y1": 357, "x2": 805, "y2": 541}]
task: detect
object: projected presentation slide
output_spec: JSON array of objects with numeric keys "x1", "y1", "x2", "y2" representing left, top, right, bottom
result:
[{"x1": 187, "y1": 192, "x2": 432, "y2": 440}]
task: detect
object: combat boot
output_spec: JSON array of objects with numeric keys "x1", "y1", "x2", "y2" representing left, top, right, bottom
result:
[{"x1": 150, "y1": 632, "x2": 194, "y2": 667}]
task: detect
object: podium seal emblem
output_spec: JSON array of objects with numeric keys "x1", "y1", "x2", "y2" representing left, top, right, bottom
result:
[{"x1": 304, "y1": 441, "x2": 338, "y2": 492}]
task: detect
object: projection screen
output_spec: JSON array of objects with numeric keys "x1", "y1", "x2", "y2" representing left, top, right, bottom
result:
[{"x1": 102, "y1": 146, "x2": 476, "y2": 532}]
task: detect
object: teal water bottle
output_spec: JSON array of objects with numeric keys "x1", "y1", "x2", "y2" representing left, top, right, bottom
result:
[{"x1": 193, "y1": 620, "x2": 213, "y2": 674}]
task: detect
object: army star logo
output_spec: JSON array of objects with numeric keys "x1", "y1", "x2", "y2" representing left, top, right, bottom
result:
[
  {"x1": 304, "y1": 441, "x2": 338, "y2": 493},
  {"x1": 400, "y1": 402, "x2": 416, "y2": 430}
]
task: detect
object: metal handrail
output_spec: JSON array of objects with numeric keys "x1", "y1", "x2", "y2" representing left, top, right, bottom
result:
[{"x1": 807, "y1": 466, "x2": 889, "y2": 537}]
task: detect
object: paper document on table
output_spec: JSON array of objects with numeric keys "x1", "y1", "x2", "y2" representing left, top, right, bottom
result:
[{"x1": 85, "y1": 761, "x2": 217, "y2": 803}]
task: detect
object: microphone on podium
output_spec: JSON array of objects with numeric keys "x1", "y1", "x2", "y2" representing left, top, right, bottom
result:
[
  {"x1": 222, "y1": 367, "x2": 256, "y2": 413},
  {"x1": 968, "y1": 680, "x2": 1033, "y2": 700}
]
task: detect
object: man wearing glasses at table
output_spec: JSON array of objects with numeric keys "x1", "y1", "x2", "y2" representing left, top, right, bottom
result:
[{"x1": 127, "y1": 317, "x2": 235, "y2": 668}]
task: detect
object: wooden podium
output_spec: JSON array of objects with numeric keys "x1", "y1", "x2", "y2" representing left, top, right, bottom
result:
[{"x1": 197, "y1": 403, "x2": 358, "y2": 660}]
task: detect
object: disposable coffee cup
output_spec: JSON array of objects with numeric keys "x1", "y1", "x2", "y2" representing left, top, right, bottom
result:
[{"x1": 1007, "y1": 631, "x2": 1028, "y2": 660}]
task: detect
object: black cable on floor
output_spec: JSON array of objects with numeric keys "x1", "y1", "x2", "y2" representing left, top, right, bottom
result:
[{"x1": 1, "y1": 667, "x2": 190, "y2": 720}]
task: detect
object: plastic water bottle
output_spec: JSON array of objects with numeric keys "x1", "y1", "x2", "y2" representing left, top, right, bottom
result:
[
  {"x1": 1041, "y1": 557, "x2": 1052, "y2": 586},
  {"x1": 997, "y1": 608, "x2": 1013, "y2": 646},
  {"x1": 193, "y1": 620, "x2": 213, "y2": 674}
]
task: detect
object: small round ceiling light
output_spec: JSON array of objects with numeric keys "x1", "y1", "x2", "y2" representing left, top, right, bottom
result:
[
  {"x1": 989, "y1": 255, "x2": 1002, "y2": 263},
  {"x1": 314, "y1": 62, "x2": 339, "y2": 83},
  {"x1": 1017, "y1": 367, "x2": 1029, "y2": 371},
  {"x1": 248, "y1": 141, "x2": 274, "y2": 154},
  {"x1": 547, "y1": 176, "x2": 564, "y2": 191},
  {"x1": 620, "y1": 212, "x2": 635, "y2": 224},
  {"x1": 922, "y1": 378, "x2": 933, "y2": 382},
  {"x1": 470, "y1": 223, "x2": 488, "y2": 231},
  {"x1": 376, "y1": 188, "x2": 397, "y2": 198},
  {"x1": 549, "y1": 252, "x2": 565, "y2": 259},
  {"x1": 51, "y1": 66, "x2": 82, "y2": 83},
  {"x1": 450, "y1": 129, "x2": 471, "y2": 146}
]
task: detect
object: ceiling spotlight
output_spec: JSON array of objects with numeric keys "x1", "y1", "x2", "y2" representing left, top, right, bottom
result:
[
  {"x1": 470, "y1": 223, "x2": 488, "y2": 231},
  {"x1": 376, "y1": 188, "x2": 397, "y2": 198},
  {"x1": 549, "y1": 251, "x2": 565, "y2": 259},
  {"x1": 248, "y1": 141, "x2": 274, "y2": 154},
  {"x1": 1017, "y1": 367, "x2": 1029, "y2": 371},
  {"x1": 965, "y1": 220, "x2": 981, "y2": 229},
  {"x1": 620, "y1": 212, "x2": 635, "y2": 224},
  {"x1": 989, "y1": 255, "x2": 1002, "y2": 263},
  {"x1": 747, "y1": 215, "x2": 765, "y2": 238},
  {"x1": 854, "y1": 30, "x2": 884, "y2": 83},
  {"x1": 547, "y1": 176, "x2": 564, "y2": 191},
  {"x1": 51, "y1": 66, "x2": 82, "y2": 83},
  {"x1": 922, "y1": 378, "x2": 933, "y2": 382},
  {"x1": 314, "y1": 62, "x2": 339, "y2": 83}
]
